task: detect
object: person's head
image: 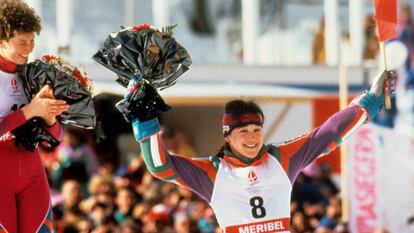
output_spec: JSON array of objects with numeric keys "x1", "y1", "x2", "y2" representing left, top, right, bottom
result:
[
  {"x1": 146, "y1": 204, "x2": 172, "y2": 232},
  {"x1": 77, "y1": 218, "x2": 93, "y2": 233},
  {"x1": 222, "y1": 100, "x2": 264, "y2": 159},
  {"x1": 115, "y1": 186, "x2": 136, "y2": 213},
  {"x1": 291, "y1": 211, "x2": 307, "y2": 228},
  {"x1": 61, "y1": 179, "x2": 83, "y2": 207},
  {"x1": 90, "y1": 202, "x2": 112, "y2": 226},
  {"x1": 400, "y1": 3, "x2": 413, "y2": 23},
  {"x1": 120, "y1": 219, "x2": 139, "y2": 233},
  {"x1": 62, "y1": 127, "x2": 88, "y2": 148},
  {"x1": 173, "y1": 211, "x2": 191, "y2": 233},
  {"x1": 88, "y1": 175, "x2": 116, "y2": 197},
  {"x1": 364, "y1": 15, "x2": 376, "y2": 31},
  {"x1": 0, "y1": 0, "x2": 41, "y2": 65},
  {"x1": 161, "y1": 125, "x2": 180, "y2": 153}
]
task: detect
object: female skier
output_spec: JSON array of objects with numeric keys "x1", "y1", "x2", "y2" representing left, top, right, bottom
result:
[
  {"x1": 0, "y1": 1, "x2": 69, "y2": 232},
  {"x1": 122, "y1": 70, "x2": 391, "y2": 233}
]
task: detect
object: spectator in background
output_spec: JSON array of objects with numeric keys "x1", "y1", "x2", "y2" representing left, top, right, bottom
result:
[
  {"x1": 363, "y1": 15, "x2": 379, "y2": 61},
  {"x1": 173, "y1": 210, "x2": 193, "y2": 233},
  {"x1": 197, "y1": 206, "x2": 218, "y2": 233},
  {"x1": 290, "y1": 211, "x2": 313, "y2": 233},
  {"x1": 312, "y1": 18, "x2": 326, "y2": 65},
  {"x1": 53, "y1": 127, "x2": 99, "y2": 189},
  {"x1": 176, "y1": 130, "x2": 197, "y2": 158},
  {"x1": 393, "y1": 3, "x2": 414, "y2": 134},
  {"x1": 131, "y1": 202, "x2": 149, "y2": 229},
  {"x1": 53, "y1": 180, "x2": 85, "y2": 231},
  {"x1": 77, "y1": 218, "x2": 93, "y2": 233},
  {"x1": 161, "y1": 126, "x2": 180, "y2": 155},
  {"x1": 113, "y1": 186, "x2": 137, "y2": 224},
  {"x1": 334, "y1": 221, "x2": 350, "y2": 233},
  {"x1": 119, "y1": 219, "x2": 140, "y2": 233},
  {"x1": 317, "y1": 204, "x2": 339, "y2": 231},
  {"x1": 144, "y1": 203, "x2": 174, "y2": 233},
  {"x1": 89, "y1": 202, "x2": 115, "y2": 229},
  {"x1": 79, "y1": 174, "x2": 116, "y2": 219},
  {"x1": 292, "y1": 172, "x2": 327, "y2": 207},
  {"x1": 114, "y1": 155, "x2": 146, "y2": 189},
  {"x1": 161, "y1": 125, "x2": 197, "y2": 158},
  {"x1": 397, "y1": 3, "x2": 414, "y2": 90}
]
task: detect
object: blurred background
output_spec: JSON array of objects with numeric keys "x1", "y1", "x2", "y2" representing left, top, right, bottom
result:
[
  {"x1": 28, "y1": 0, "x2": 392, "y2": 65},
  {"x1": 23, "y1": 0, "x2": 414, "y2": 232}
]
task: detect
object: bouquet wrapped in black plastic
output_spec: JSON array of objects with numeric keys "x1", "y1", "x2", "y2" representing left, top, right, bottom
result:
[
  {"x1": 92, "y1": 23, "x2": 191, "y2": 121},
  {"x1": 12, "y1": 55, "x2": 96, "y2": 151}
]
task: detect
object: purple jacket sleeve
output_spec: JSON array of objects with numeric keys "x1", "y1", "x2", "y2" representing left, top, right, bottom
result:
[{"x1": 277, "y1": 104, "x2": 368, "y2": 183}]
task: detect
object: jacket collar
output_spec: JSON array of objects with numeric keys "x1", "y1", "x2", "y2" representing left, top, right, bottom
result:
[
  {"x1": 223, "y1": 144, "x2": 269, "y2": 167},
  {"x1": 0, "y1": 55, "x2": 17, "y2": 73}
]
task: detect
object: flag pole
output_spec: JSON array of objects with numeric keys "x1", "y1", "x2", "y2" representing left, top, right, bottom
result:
[
  {"x1": 379, "y1": 42, "x2": 391, "y2": 109},
  {"x1": 339, "y1": 64, "x2": 349, "y2": 222}
]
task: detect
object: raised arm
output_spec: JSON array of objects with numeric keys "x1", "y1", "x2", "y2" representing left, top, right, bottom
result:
[
  {"x1": 118, "y1": 79, "x2": 218, "y2": 202},
  {"x1": 275, "y1": 71, "x2": 392, "y2": 182}
]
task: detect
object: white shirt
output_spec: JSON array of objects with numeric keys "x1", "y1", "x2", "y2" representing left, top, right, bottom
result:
[
  {"x1": 210, "y1": 154, "x2": 292, "y2": 233},
  {"x1": 0, "y1": 70, "x2": 28, "y2": 118}
]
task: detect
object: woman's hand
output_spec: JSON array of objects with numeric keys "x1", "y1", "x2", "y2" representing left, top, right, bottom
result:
[
  {"x1": 21, "y1": 85, "x2": 70, "y2": 125},
  {"x1": 370, "y1": 70, "x2": 396, "y2": 97}
]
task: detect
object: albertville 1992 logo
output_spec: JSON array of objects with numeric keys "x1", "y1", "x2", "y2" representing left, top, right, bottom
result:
[
  {"x1": 248, "y1": 170, "x2": 258, "y2": 185},
  {"x1": 11, "y1": 78, "x2": 18, "y2": 92}
]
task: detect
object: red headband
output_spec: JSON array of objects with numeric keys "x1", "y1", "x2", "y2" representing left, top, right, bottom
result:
[{"x1": 222, "y1": 113, "x2": 263, "y2": 136}]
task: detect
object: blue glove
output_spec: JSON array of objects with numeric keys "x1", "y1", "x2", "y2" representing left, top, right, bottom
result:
[
  {"x1": 131, "y1": 118, "x2": 161, "y2": 141},
  {"x1": 358, "y1": 70, "x2": 396, "y2": 119}
]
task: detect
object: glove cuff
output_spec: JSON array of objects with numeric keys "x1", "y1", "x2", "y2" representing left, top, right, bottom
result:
[
  {"x1": 355, "y1": 91, "x2": 384, "y2": 120},
  {"x1": 132, "y1": 117, "x2": 161, "y2": 142}
]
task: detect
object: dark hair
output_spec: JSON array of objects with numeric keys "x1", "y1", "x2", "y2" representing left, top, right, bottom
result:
[
  {"x1": 161, "y1": 125, "x2": 176, "y2": 139},
  {"x1": 216, "y1": 99, "x2": 264, "y2": 157},
  {"x1": 222, "y1": 99, "x2": 264, "y2": 136},
  {"x1": 224, "y1": 99, "x2": 264, "y2": 120},
  {"x1": 0, "y1": 0, "x2": 41, "y2": 41},
  {"x1": 215, "y1": 142, "x2": 230, "y2": 158}
]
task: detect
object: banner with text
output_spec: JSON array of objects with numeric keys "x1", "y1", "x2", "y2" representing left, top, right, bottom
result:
[{"x1": 348, "y1": 124, "x2": 414, "y2": 233}]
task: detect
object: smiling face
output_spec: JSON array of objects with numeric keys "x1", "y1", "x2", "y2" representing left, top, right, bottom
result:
[
  {"x1": 0, "y1": 32, "x2": 35, "y2": 65},
  {"x1": 225, "y1": 124, "x2": 264, "y2": 159}
]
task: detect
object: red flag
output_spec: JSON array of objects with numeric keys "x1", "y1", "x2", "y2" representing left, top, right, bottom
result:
[{"x1": 373, "y1": 0, "x2": 398, "y2": 41}]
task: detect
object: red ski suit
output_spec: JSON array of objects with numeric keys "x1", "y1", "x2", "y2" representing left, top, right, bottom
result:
[{"x1": 0, "y1": 67, "x2": 60, "y2": 233}]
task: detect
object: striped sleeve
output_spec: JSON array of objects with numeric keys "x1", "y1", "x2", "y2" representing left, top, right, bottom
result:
[
  {"x1": 277, "y1": 99, "x2": 371, "y2": 183},
  {"x1": 139, "y1": 132, "x2": 218, "y2": 202}
]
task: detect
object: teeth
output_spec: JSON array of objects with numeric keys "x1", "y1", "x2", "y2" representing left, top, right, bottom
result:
[
  {"x1": 244, "y1": 144, "x2": 257, "y2": 148},
  {"x1": 20, "y1": 54, "x2": 29, "y2": 58}
]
